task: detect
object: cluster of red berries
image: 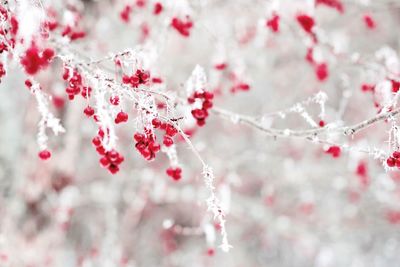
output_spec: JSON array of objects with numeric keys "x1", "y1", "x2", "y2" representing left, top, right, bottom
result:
[
  {"x1": 122, "y1": 69, "x2": 150, "y2": 88},
  {"x1": 134, "y1": 130, "x2": 160, "y2": 161},
  {"x1": 386, "y1": 151, "x2": 400, "y2": 168},
  {"x1": 134, "y1": 119, "x2": 178, "y2": 160},
  {"x1": 61, "y1": 25, "x2": 86, "y2": 41},
  {"x1": 188, "y1": 90, "x2": 214, "y2": 126},
  {"x1": 20, "y1": 44, "x2": 54, "y2": 75},
  {"x1": 171, "y1": 17, "x2": 193, "y2": 37},
  {"x1": 63, "y1": 68, "x2": 91, "y2": 100},
  {"x1": 166, "y1": 167, "x2": 182, "y2": 181},
  {"x1": 92, "y1": 129, "x2": 124, "y2": 174}
]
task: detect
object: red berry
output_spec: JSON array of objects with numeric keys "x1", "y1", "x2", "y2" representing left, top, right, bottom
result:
[
  {"x1": 393, "y1": 151, "x2": 400, "y2": 158},
  {"x1": 84, "y1": 106, "x2": 95, "y2": 117},
  {"x1": 110, "y1": 96, "x2": 120, "y2": 105},
  {"x1": 165, "y1": 124, "x2": 178, "y2": 137},
  {"x1": 163, "y1": 136, "x2": 174, "y2": 147},
  {"x1": 153, "y1": 2, "x2": 163, "y2": 15},
  {"x1": 296, "y1": 14, "x2": 315, "y2": 34},
  {"x1": 92, "y1": 137, "x2": 101, "y2": 147},
  {"x1": 326, "y1": 146, "x2": 341, "y2": 158},
  {"x1": 387, "y1": 157, "x2": 396, "y2": 167},
  {"x1": 38, "y1": 150, "x2": 51, "y2": 160},
  {"x1": 149, "y1": 142, "x2": 161, "y2": 153},
  {"x1": 115, "y1": 111, "x2": 128, "y2": 124},
  {"x1": 134, "y1": 133, "x2": 145, "y2": 142},
  {"x1": 152, "y1": 118, "x2": 162, "y2": 128}
]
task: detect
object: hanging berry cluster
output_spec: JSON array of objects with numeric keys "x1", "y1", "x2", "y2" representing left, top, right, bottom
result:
[
  {"x1": 63, "y1": 68, "x2": 92, "y2": 100},
  {"x1": 122, "y1": 69, "x2": 150, "y2": 88},
  {"x1": 386, "y1": 151, "x2": 400, "y2": 168},
  {"x1": 188, "y1": 90, "x2": 214, "y2": 126},
  {"x1": 20, "y1": 43, "x2": 54, "y2": 75},
  {"x1": 92, "y1": 129, "x2": 125, "y2": 174},
  {"x1": 134, "y1": 119, "x2": 178, "y2": 161}
]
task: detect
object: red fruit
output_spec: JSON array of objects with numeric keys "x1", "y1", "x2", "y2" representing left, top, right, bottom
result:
[
  {"x1": 110, "y1": 96, "x2": 120, "y2": 105},
  {"x1": 100, "y1": 157, "x2": 110, "y2": 167},
  {"x1": 326, "y1": 146, "x2": 341, "y2": 158},
  {"x1": 266, "y1": 14, "x2": 279, "y2": 33},
  {"x1": 115, "y1": 111, "x2": 128, "y2": 124},
  {"x1": 84, "y1": 106, "x2": 95, "y2": 117},
  {"x1": 392, "y1": 151, "x2": 400, "y2": 158},
  {"x1": 296, "y1": 14, "x2": 315, "y2": 34},
  {"x1": 315, "y1": 63, "x2": 328, "y2": 81},
  {"x1": 165, "y1": 124, "x2": 178, "y2": 137},
  {"x1": 163, "y1": 136, "x2": 174, "y2": 147},
  {"x1": 387, "y1": 157, "x2": 396, "y2": 167},
  {"x1": 92, "y1": 137, "x2": 101, "y2": 147},
  {"x1": 38, "y1": 150, "x2": 51, "y2": 160},
  {"x1": 108, "y1": 164, "x2": 119, "y2": 174},
  {"x1": 134, "y1": 133, "x2": 145, "y2": 142},
  {"x1": 319, "y1": 120, "x2": 325, "y2": 127},
  {"x1": 363, "y1": 14, "x2": 375, "y2": 29},
  {"x1": 152, "y1": 118, "x2": 162, "y2": 128},
  {"x1": 153, "y1": 2, "x2": 163, "y2": 15},
  {"x1": 316, "y1": 0, "x2": 344, "y2": 13},
  {"x1": 148, "y1": 142, "x2": 161, "y2": 153}
]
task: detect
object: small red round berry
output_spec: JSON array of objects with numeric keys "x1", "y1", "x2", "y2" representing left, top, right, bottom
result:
[
  {"x1": 149, "y1": 142, "x2": 161, "y2": 153},
  {"x1": 110, "y1": 96, "x2": 120, "y2": 105},
  {"x1": 84, "y1": 106, "x2": 95, "y2": 117},
  {"x1": 393, "y1": 151, "x2": 400, "y2": 158},
  {"x1": 165, "y1": 124, "x2": 178, "y2": 137},
  {"x1": 319, "y1": 120, "x2": 325, "y2": 127},
  {"x1": 92, "y1": 137, "x2": 101, "y2": 147},
  {"x1": 387, "y1": 157, "x2": 396, "y2": 167},
  {"x1": 134, "y1": 133, "x2": 145, "y2": 142},
  {"x1": 99, "y1": 157, "x2": 110, "y2": 167},
  {"x1": 115, "y1": 111, "x2": 128, "y2": 124},
  {"x1": 163, "y1": 136, "x2": 174, "y2": 147},
  {"x1": 152, "y1": 118, "x2": 162, "y2": 128},
  {"x1": 38, "y1": 150, "x2": 51, "y2": 160}
]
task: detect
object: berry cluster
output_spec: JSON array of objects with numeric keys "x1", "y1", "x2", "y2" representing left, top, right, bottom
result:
[
  {"x1": 61, "y1": 25, "x2": 86, "y2": 41},
  {"x1": 122, "y1": 69, "x2": 150, "y2": 88},
  {"x1": 92, "y1": 130, "x2": 124, "y2": 174},
  {"x1": 188, "y1": 90, "x2": 214, "y2": 126},
  {"x1": 134, "y1": 131, "x2": 160, "y2": 161},
  {"x1": 171, "y1": 17, "x2": 193, "y2": 37},
  {"x1": 63, "y1": 68, "x2": 91, "y2": 100},
  {"x1": 386, "y1": 151, "x2": 400, "y2": 168},
  {"x1": 20, "y1": 44, "x2": 54, "y2": 75},
  {"x1": 166, "y1": 167, "x2": 182, "y2": 181}
]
